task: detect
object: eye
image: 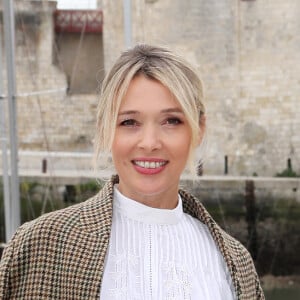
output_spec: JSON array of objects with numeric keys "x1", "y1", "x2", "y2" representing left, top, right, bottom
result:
[
  {"x1": 119, "y1": 119, "x2": 138, "y2": 127},
  {"x1": 165, "y1": 117, "x2": 183, "y2": 125}
]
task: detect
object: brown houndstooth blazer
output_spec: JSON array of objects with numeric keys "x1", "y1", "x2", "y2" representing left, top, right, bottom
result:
[{"x1": 0, "y1": 175, "x2": 265, "y2": 299}]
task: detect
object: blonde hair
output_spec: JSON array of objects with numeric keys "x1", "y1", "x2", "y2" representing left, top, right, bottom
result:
[{"x1": 94, "y1": 44, "x2": 205, "y2": 174}]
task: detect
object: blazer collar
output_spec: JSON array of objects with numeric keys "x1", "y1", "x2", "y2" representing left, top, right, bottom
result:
[
  {"x1": 179, "y1": 188, "x2": 242, "y2": 299},
  {"x1": 79, "y1": 175, "x2": 118, "y2": 238}
]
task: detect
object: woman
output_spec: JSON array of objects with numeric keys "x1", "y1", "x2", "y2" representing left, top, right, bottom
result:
[{"x1": 0, "y1": 44, "x2": 264, "y2": 299}]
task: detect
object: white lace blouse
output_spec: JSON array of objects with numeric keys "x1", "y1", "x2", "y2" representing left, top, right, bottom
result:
[{"x1": 100, "y1": 186, "x2": 236, "y2": 300}]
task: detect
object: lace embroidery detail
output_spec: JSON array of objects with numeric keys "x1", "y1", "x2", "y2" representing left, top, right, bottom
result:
[
  {"x1": 104, "y1": 255, "x2": 230, "y2": 300},
  {"x1": 107, "y1": 252, "x2": 142, "y2": 299},
  {"x1": 163, "y1": 262, "x2": 192, "y2": 299}
]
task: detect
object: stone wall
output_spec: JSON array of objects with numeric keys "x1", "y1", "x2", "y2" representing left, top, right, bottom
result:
[
  {"x1": 0, "y1": 1, "x2": 100, "y2": 152},
  {"x1": 1, "y1": 0, "x2": 299, "y2": 176},
  {"x1": 101, "y1": 0, "x2": 300, "y2": 176}
]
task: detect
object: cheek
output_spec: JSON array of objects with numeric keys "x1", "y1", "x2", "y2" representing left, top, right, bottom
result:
[
  {"x1": 111, "y1": 135, "x2": 121, "y2": 160},
  {"x1": 177, "y1": 130, "x2": 192, "y2": 150},
  {"x1": 112, "y1": 133, "x2": 131, "y2": 158},
  {"x1": 178, "y1": 133, "x2": 192, "y2": 162},
  {"x1": 179, "y1": 143, "x2": 191, "y2": 160}
]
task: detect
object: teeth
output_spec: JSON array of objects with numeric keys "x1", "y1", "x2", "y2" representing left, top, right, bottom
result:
[{"x1": 134, "y1": 161, "x2": 166, "y2": 169}]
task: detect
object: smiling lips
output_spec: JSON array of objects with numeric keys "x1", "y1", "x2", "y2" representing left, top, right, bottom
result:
[{"x1": 132, "y1": 159, "x2": 168, "y2": 175}]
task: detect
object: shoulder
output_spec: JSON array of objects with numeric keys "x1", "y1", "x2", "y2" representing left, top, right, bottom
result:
[
  {"x1": 0, "y1": 198, "x2": 89, "y2": 297},
  {"x1": 3, "y1": 178, "x2": 115, "y2": 253},
  {"x1": 7, "y1": 185, "x2": 109, "y2": 250},
  {"x1": 4, "y1": 194, "x2": 95, "y2": 251},
  {"x1": 219, "y1": 226, "x2": 254, "y2": 264}
]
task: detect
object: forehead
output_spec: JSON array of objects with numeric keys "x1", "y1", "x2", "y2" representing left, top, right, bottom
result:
[{"x1": 118, "y1": 75, "x2": 181, "y2": 112}]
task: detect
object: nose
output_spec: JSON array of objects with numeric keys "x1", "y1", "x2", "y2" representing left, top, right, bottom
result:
[{"x1": 137, "y1": 124, "x2": 162, "y2": 151}]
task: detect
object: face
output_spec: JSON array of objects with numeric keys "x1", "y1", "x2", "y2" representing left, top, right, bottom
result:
[{"x1": 111, "y1": 75, "x2": 193, "y2": 209}]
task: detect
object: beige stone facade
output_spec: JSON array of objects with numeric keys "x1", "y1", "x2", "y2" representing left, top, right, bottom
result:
[
  {"x1": 0, "y1": 0, "x2": 299, "y2": 176},
  {"x1": 101, "y1": 0, "x2": 300, "y2": 176},
  {"x1": 0, "y1": 1, "x2": 102, "y2": 154}
]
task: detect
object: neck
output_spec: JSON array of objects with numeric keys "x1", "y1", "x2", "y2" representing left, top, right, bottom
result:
[{"x1": 117, "y1": 183, "x2": 179, "y2": 209}]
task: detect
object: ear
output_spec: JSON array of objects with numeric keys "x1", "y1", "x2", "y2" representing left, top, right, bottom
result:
[{"x1": 197, "y1": 114, "x2": 206, "y2": 146}]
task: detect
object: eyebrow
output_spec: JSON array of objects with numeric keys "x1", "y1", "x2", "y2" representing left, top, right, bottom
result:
[
  {"x1": 161, "y1": 108, "x2": 184, "y2": 114},
  {"x1": 118, "y1": 107, "x2": 184, "y2": 116}
]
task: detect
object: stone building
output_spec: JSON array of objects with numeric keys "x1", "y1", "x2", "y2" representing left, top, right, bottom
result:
[
  {"x1": 0, "y1": 0, "x2": 299, "y2": 176},
  {"x1": 0, "y1": 0, "x2": 104, "y2": 156},
  {"x1": 101, "y1": 0, "x2": 300, "y2": 176}
]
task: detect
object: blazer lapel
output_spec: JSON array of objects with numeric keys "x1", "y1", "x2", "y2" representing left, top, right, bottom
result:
[
  {"x1": 78, "y1": 176, "x2": 118, "y2": 297},
  {"x1": 79, "y1": 178, "x2": 115, "y2": 237},
  {"x1": 179, "y1": 188, "x2": 242, "y2": 299}
]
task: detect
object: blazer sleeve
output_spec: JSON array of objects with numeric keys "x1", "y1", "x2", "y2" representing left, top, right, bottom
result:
[
  {"x1": 0, "y1": 234, "x2": 17, "y2": 299},
  {"x1": 0, "y1": 223, "x2": 31, "y2": 299},
  {"x1": 238, "y1": 241, "x2": 265, "y2": 299},
  {"x1": 255, "y1": 271, "x2": 265, "y2": 299}
]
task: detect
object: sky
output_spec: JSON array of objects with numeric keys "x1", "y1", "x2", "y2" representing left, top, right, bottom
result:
[{"x1": 56, "y1": 0, "x2": 97, "y2": 9}]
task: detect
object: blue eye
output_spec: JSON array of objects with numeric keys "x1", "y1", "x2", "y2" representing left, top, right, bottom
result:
[
  {"x1": 120, "y1": 119, "x2": 138, "y2": 126},
  {"x1": 166, "y1": 117, "x2": 182, "y2": 125}
]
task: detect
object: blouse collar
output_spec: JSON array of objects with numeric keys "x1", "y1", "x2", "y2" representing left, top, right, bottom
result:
[{"x1": 113, "y1": 186, "x2": 183, "y2": 225}]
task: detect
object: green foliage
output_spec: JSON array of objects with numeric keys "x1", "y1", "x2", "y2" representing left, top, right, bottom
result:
[
  {"x1": 76, "y1": 180, "x2": 103, "y2": 201},
  {"x1": 257, "y1": 198, "x2": 300, "y2": 222},
  {"x1": 276, "y1": 168, "x2": 299, "y2": 178},
  {"x1": 276, "y1": 159, "x2": 300, "y2": 177},
  {"x1": 78, "y1": 180, "x2": 102, "y2": 193},
  {"x1": 20, "y1": 181, "x2": 39, "y2": 194}
]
